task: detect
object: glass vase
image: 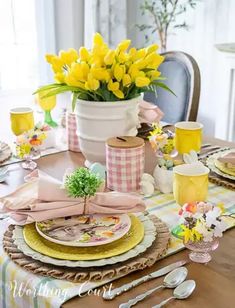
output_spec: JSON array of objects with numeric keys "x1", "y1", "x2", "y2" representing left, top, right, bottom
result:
[
  {"x1": 184, "y1": 238, "x2": 219, "y2": 263},
  {"x1": 21, "y1": 149, "x2": 41, "y2": 171}
]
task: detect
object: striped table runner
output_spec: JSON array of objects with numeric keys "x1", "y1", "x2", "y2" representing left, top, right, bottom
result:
[{"x1": 1, "y1": 183, "x2": 235, "y2": 308}]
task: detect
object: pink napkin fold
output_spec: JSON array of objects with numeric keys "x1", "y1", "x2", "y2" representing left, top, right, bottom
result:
[
  {"x1": 0, "y1": 171, "x2": 146, "y2": 225},
  {"x1": 218, "y1": 152, "x2": 235, "y2": 166},
  {"x1": 139, "y1": 100, "x2": 164, "y2": 124}
]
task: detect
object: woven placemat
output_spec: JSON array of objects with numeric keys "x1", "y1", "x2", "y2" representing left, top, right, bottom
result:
[
  {"x1": 3, "y1": 215, "x2": 170, "y2": 283},
  {"x1": 0, "y1": 142, "x2": 12, "y2": 164}
]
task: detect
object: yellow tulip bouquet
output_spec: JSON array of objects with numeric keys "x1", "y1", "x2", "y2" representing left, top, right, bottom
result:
[{"x1": 35, "y1": 33, "x2": 173, "y2": 111}]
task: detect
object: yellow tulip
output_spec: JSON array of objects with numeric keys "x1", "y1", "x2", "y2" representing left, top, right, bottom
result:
[
  {"x1": 85, "y1": 74, "x2": 100, "y2": 91},
  {"x1": 65, "y1": 74, "x2": 85, "y2": 88},
  {"x1": 117, "y1": 39, "x2": 131, "y2": 51},
  {"x1": 135, "y1": 59, "x2": 148, "y2": 69},
  {"x1": 104, "y1": 50, "x2": 115, "y2": 65},
  {"x1": 117, "y1": 51, "x2": 129, "y2": 64},
  {"x1": 45, "y1": 54, "x2": 55, "y2": 64},
  {"x1": 54, "y1": 72, "x2": 65, "y2": 83},
  {"x1": 148, "y1": 55, "x2": 165, "y2": 69},
  {"x1": 132, "y1": 48, "x2": 146, "y2": 61},
  {"x1": 93, "y1": 33, "x2": 104, "y2": 46},
  {"x1": 79, "y1": 47, "x2": 90, "y2": 61},
  {"x1": 146, "y1": 44, "x2": 159, "y2": 54},
  {"x1": 90, "y1": 67, "x2": 109, "y2": 81},
  {"x1": 113, "y1": 89, "x2": 124, "y2": 99},
  {"x1": 59, "y1": 48, "x2": 78, "y2": 65},
  {"x1": 108, "y1": 80, "x2": 119, "y2": 91},
  {"x1": 147, "y1": 70, "x2": 161, "y2": 81},
  {"x1": 70, "y1": 63, "x2": 84, "y2": 80},
  {"x1": 81, "y1": 62, "x2": 90, "y2": 80},
  {"x1": 128, "y1": 63, "x2": 139, "y2": 81},
  {"x1": 51, "y1": 56, "x2": 64, "y2": 73},
  {"x1": 113, "y1": 64, "x2": 125, "y2": 81},
  {"x1": 122, "y1": 74, "x2": 131, "y2": 87},
  {"x1": 128, "y1": 47, "x2": 137, "y2": 59},
  {"x1": 135, "y1": 76, "x2": 150, "y2": 87}
]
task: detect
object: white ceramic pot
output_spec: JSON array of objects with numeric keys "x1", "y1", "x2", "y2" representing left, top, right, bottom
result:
[
  {"x1": 153, "y1": 165, "x2": 173, "y2": 194},
  {"x1": 76, "y1": 96, "x2": 141, "y2": 166}
]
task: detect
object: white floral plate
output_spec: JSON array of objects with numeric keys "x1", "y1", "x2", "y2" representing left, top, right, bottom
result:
[
  {"x1": 13, "y1": 214, "x2": 157, "y2": 267},
  {"x1": 36, "y1": 214, "x2": 131, "y2": 247},
  {"x1": 206, "y1": 150, "x2": 235, "y2": 181}
]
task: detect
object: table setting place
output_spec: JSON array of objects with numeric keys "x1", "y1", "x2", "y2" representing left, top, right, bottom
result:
[{"x1": 1, "y1": 33, "x2": 235, "y2": 308}]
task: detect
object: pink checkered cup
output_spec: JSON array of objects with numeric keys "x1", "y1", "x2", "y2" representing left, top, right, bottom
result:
[{"x1": 66, "y1": 112, "x2": 81, "y2": 152}]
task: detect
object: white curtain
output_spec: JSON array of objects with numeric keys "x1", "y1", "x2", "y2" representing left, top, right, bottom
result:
[{"x1": 84, "y1": 0, "x2": 128, "y2": 48}]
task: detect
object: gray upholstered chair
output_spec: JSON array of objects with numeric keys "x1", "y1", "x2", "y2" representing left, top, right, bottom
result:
[{"x1": 144, "y1": 51, "x2": 201, "y2": 124}]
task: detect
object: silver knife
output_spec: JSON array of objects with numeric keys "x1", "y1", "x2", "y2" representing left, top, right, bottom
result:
[{"x1": 102, "y1": 260, "x2": 187, "y2": 300}]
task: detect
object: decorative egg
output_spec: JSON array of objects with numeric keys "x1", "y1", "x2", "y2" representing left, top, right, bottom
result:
[
  {"x1": 89, "y1": 162, "x2": 106, "y2": 180},
  {"x1": 141, "y1": 173, "x2": 155, "y2": 185},
  {"x1": 140, "y1": 180, "x2": 155, "y2": 196}
]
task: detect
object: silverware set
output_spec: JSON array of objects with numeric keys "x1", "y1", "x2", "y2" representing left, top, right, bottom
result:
[
  {"x1": 103, "y1": 260, "x2": 196, "y2": 307},
  {"x1": 199, "y1": 144, "x2": 230, "y2": 160}
]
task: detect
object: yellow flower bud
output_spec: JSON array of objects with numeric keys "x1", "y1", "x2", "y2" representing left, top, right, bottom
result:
[
  {"x1": 65, "y1": 74, "x2": 85, "y2": 89},
  {"x1": 148, "y1": 55, "x2": 165, "y2": 69},
  {"x1": 132, "y1": 48, "x2": 146, "y2": 61},
  {"x1": 51, "y1": 56, "x2": 64, "y2": 73},
  {"x1": 135, "y1": 76, "x2": 150, "y2": 87},
  {"x1": 117, "y1": 39, "x2": 131, "y2": 51},
  {"x1": 128, "y1": 47, "x2": 137, "y2": 59},
  {"x1": 59, "y1": 48, "x2": 78, "y2": 65},
  {"x1": 70, "y1": 63, "x2": 84, "y2": 80},
  {"x1": 79, "y1": 47, "x2": 90, "y2": 61},
  {"x1": 108, "y1": 80, "x2": 119, "y2": 91},
  {"x1": 54, "y1": 72, "x2": 65, "y2": 83},
  {"x1": 85, "y1": 74, "x2": 100, "y2": 91},
  {"x1": 113, "y1": 89, "x2": 124, "y2": 99},
  {"x1": 104, "y1": 50, "x2": 115, "y2": 65},
  {"x1": 122, "y1": 74, "x2": 131, "y2": 87},
  {"x1": 114, "y1": 64, "x2": 125, "y2": 81},
  {"x1": 45, "y1": 54, "x2": 55, "y2": 64},
  {"x1": 118, "y1": 51, "x2": 129, "y2": 64},
  {"x1": 146, "y1": 44, "x2": 159, "y2": 54},
  {"x1": 93, "y1": 33, "x2": 104, "y2": 46},
  {"x1": 147, "y1": 70, "x2": 161, "y2": 81}
]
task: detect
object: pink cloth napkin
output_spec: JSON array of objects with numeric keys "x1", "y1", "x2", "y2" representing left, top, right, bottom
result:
[
  {"x1": 0, "y1": 171, "x2": 146, "y2": 225},
  {"x1": 139, "y1": 100, "x2": 164, "y2": 124}
]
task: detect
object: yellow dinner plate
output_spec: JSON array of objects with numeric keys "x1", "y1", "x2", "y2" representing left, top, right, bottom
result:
[{"x1": 23, "y1": 215, "x2": 144, "y2": 261}]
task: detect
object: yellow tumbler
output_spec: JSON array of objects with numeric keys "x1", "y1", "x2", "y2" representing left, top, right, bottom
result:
[
  {"x1": 174, "y1": 121, "x2": 203, "y2": 154},
  {"x1": 10, "y1": 107, "x2": 34, "y2": 136},
  {"x1": 173, "y1": 162, "x2": 209, "y2": 206}
]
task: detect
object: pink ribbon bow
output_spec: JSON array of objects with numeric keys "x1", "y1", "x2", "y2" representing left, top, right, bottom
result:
[{"x1": 139, "y1": 100, "x2": 164, "y2": 124}]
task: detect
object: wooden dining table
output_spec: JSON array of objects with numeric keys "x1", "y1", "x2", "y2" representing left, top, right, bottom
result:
[{"x1": 1, "y1": 135, "x2": 235, "y2": 308}]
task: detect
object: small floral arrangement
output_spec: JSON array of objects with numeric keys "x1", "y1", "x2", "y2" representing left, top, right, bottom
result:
[
  {"x1": 34, "y1": 33, "x2": 174, "y2": 111},
  {"x1": 178, "y1": 201, "x2": 227, "y2": 243},
  {"x1": 15, "y1": 124, "x2": 48, "y2": 159},
  {"x1": 148, "y1": 123, "x2": 176, "y2": 156}
]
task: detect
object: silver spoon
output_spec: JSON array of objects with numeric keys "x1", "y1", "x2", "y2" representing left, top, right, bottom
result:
[
  {"x1": 152, "y1": 280, "x2": 196, "y2": 308},
  {"x1": 119, "y1": 267, "x2": 188, "y2": 308}
]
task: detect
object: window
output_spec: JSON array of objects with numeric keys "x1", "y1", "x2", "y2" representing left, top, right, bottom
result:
[{"x1": 0, "y1": 0, "x2": 38, "y2": 90}]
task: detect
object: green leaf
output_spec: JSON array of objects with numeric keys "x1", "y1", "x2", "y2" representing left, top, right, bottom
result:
[
  {"x1": 153, "y1": 82, "x2": 177, "y2": 97},
  {"x1": 72, "y1": 92, "x2": 79, "y2": 112}
]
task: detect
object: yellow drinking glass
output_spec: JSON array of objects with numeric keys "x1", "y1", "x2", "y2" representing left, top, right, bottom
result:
[
  {"x1": 36, "y1": 92, "x2": 58, "y2": 127},
  {"x1": 173, "y1": 162, "x2": 209, "y2": 206},
  {"x1": 174, "y1": 121, "x2": 203, "y2": 154},
  {"x1": 10, "y1": 107, "x2": 34, "y2": 136}
]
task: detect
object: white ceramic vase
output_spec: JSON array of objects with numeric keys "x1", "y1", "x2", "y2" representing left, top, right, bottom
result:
[
  {"x1": 75, "y1": 96, "x2": 141, "y2": 166},
  {"x1": 153, "y1": 165, "x2": 173, "y2": 194}
]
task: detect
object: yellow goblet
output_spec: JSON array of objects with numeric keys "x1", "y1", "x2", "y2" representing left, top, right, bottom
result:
[
  {"x1": 36, "y1": 92, "x2": 58, "y2": 127},
  {"x1": 10, "y1": 107, "x2": 34, "y2": 136},
  {"x1": 174, "y1": 121, "x2": 203, "y2": 154},
  {"x1": 173, "y1": 162, "x2": 209, "y2": 206}
]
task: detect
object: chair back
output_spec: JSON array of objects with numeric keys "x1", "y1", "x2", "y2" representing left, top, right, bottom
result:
[{"x1": 144, "y1": 51, "x2": 201, "y2": 124}]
